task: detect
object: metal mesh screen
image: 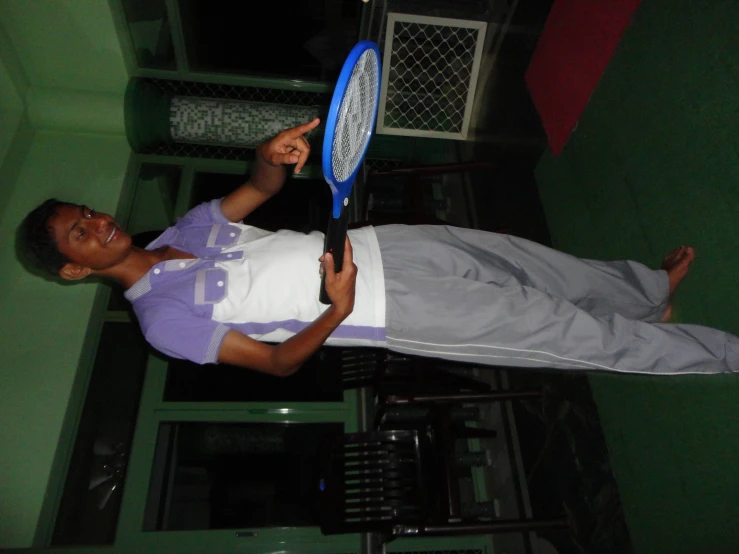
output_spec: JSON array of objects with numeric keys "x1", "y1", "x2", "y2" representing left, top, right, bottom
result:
[
  {"x1": 331, "y1": 49, "x2": 380, "y2": 183},
  {"x1": 144, "y1": 78, "x2": 330, "y2": 106},
  {"x1": 378, "y1": 14, "x2": 486, "y2": 139},
  {"x1": 139, "y1": 78, "x2": 330, "y2": 160}
]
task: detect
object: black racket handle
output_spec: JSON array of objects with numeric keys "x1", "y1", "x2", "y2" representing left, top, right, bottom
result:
[{"x1": 319, "y1": 207, "x2": 351, "y2": 305}]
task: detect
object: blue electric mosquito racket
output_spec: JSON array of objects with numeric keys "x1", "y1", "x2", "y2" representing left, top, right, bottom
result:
[{"x1": 319, "y1": 41, "x2": 381, "y2": 304}]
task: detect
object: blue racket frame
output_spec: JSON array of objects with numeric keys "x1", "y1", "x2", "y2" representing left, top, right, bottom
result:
[
  {"x1": 322, "y1": 40, "x2": 382, "y2": 219},
  {"x1": 319, "y1": 41, "x2": 381, "y2": 305}
]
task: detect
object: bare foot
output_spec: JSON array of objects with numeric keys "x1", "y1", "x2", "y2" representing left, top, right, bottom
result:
[
  {"x1": 662, "y1": 246, "x2": 695, "y2": 294},
  {"x1": 660, "y1": 246, "x2": 695, "y2": 322}
]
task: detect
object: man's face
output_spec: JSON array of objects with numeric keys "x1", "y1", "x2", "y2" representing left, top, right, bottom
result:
[{"x1": 48, "y1": 204, "x2": 132, "y2": 277}]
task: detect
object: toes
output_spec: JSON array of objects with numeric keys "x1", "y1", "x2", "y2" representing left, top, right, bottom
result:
[
  {"x1": 662, "y1": 246, "x2": 696, "y2": 270},
  {"x1": 673, "y1": 246, "x2": 689, "y2": 259},
  {"x1": 676, "y1": 246, "x2": 696, "y2": 266},
  {"x1": 666, "y1": 246, "x2": 684, "y2": 260}
]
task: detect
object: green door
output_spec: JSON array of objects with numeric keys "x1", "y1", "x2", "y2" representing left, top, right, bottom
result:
[{"x1": 116, "y1": 354, "x2": 361, "y2": 554}]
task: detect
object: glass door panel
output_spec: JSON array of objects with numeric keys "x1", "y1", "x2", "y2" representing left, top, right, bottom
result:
[
  {"x1": 118, "y1": 389, "x2": 358, "y2": 552},
  {"x1": 163, "y1": 355, "x2": 343, "y2": 402},
  {"x1": 179, "y1": 0, "x2": 360, "y2": 80},
  {"x1": 51, "y1": 321, "x2": 149, "y2": 546},
  {"x1": 190, "y1": 171, "x2": 331, "y2": 232},
  {"x1": 121, "y1": 0, "x2": 176, "y2": 69},
  {"x1": 143, "y1": 422, "x2": 342, "y2": 530}
]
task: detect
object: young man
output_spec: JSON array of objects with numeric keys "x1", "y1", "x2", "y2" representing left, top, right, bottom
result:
[{"x1": 18, "y1": 121, "x2": 739, "y2": 377}]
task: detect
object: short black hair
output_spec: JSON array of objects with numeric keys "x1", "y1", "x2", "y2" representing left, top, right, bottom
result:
[{"x1": 17, "y1": 198, "x2": 72, "y2": 276}]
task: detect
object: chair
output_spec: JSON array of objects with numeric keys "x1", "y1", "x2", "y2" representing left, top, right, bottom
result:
[
  {"x1": 320, "y1": 348, "x2": 543, "y2": 429},
  {"x1": 376, "y1": 389, "x2": 551, "y2": 522},
  {"x1": 317, "y1": 430, "x2": 568, "y2": 543},
  {"x1": 320, "y1": 348, "x2": 559, "y2": 535},
  {"x1": 326, "y1": 347, "x2": 494, "y2": 396}
]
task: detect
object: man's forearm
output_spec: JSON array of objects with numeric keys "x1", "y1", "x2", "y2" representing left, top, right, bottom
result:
[
  {"x1": 218, "y1": 238, "x2": 356, "y2": 375},
  {"x1": 251, "y1": 144, "x2": 288, "y2": 197},
  {"x1": 270, "y1": 306, "x2": 349, "y2": 376},
  {"x1": 220, "y1": 121, "x2": 316, "y2": 222}
]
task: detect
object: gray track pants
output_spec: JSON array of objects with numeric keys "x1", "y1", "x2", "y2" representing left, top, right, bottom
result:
[{"x1": 375, "y1": 225, "x2": 739, "y2": 375}]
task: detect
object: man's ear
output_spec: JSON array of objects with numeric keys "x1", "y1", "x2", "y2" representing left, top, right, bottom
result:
[{"x1": 59, "y1": 263, "x2": 93, "y2": 281}]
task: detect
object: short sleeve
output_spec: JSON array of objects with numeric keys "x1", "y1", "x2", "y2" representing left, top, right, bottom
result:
[
  {"x1": 138, "y1": 302, "x2": 230, "y2": 365},
  {"x1": 176, "y1": 198, "x2": 230, "y2": 228}
]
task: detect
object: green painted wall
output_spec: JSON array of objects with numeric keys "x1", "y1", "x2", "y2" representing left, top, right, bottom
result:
[
  {"x1": 0, "y1": 55, "x2": 23, "y2": 163},
  {"x1": 27, "y1": 87, "x2": 125, "y2": 135},
  {"x1": 0, "y1": 106, "x2": 23, "y2": 166},
  {"x1": 0, "y1": 26, "x2": 24, "y2": 111},
  {"x1": 0, "y1": 8, "x2": 27, "y2": 183},
  {"x1": 0, "y1": 131, "x2": 130, "y2": 548},
  {"x1": 0, "y1": 0, "x2": 129, "y2": 548},
  {"x1": 0, "y1": 0, "x2": 127, "y2": 92}
]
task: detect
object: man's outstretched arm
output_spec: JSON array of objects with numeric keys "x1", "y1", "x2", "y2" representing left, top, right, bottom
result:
[{"x1": 220, "y1": 118, "x2": 321, "y2": 223}]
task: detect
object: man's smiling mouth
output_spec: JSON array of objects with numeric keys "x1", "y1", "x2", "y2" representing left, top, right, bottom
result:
[{"x1": 105, "y1": 228, "x2": 116, "y2": 244}]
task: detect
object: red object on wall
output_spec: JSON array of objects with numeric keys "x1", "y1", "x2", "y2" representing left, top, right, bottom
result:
[{"x1": 525, "y1": 0, "x2": 642, "y2": 155}]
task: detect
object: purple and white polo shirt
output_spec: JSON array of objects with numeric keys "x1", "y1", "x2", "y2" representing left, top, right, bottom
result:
[{"x1": 124, "y1": 199, "x2": 387, "y2": 364}]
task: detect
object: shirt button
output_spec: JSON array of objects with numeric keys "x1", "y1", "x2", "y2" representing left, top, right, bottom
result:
[
  {"x1": 179, "y1": 262, "x2": 186, "y2": 268},
  {"x1": 230, "y1": 232, "x2": 236, "y2": 237},
  {"x1": 217, "y1": 280, "x2": 224, "y2": 287},
  {"x1": 227, "y1": 253, "x2": 233, "y2": 258},
  {"x1": 154, "y1": 268, "x2": 161, "y2": 274}
]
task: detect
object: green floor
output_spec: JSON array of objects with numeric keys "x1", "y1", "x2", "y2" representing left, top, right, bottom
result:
[{"x1": 533, "y1": 1, "x2": 739, "y2": 553}]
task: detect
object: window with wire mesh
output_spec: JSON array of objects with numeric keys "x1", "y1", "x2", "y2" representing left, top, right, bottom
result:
[
  {"x1": 366, "y1": 158, "x2": 404, "y2": 172},
  {"x1": 382, "y1": 19, "x2": 482, "y2": 134}
]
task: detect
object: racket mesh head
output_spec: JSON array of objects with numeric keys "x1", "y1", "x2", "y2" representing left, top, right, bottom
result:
[{"x1": 331, "y1": 49, "x2": 379, "y2": 183}]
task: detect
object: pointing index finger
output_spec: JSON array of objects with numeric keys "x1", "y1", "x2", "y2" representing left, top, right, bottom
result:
[{"x1": 285, "y1": 118, "x2": 321, "y2": 139}]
